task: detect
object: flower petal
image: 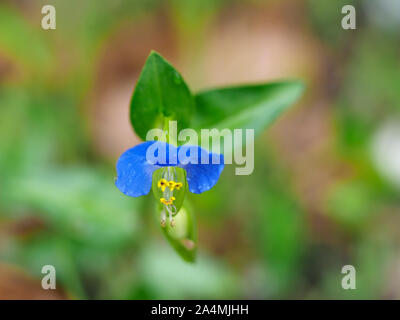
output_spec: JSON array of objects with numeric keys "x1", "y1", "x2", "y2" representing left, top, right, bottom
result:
[
  {"x1": 145, "y1": 141, "x2": 178, "y2": 166},
  {"x1": 178, "y1": 145, "x2": 224, "y2": 194},
  {"x1": 115, "y1": 141, "x2": 159, "y2": 197}
]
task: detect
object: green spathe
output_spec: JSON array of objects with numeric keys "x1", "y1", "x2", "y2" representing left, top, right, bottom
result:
[{"x1": 152, "y1": 166, "x2": 187, "y2": 217}]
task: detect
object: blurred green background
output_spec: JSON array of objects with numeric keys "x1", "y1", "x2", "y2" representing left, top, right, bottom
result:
[{"x1": 1, "y1": 0, "x2": 400, "y2": 299}]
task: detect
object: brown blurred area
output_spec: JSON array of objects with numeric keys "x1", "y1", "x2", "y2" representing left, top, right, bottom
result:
[{"x1": 0, "y1": 264, "x2": 67, "y2": 300}]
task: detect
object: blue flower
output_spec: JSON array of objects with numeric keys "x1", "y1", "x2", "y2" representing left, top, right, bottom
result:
[{"x1": 115, "y1": 141, "x2": 224, "y2": 225}]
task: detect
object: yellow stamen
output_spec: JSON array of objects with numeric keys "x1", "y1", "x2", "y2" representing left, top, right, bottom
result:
[
  {"x1": 160, "y1": 197, "x2": 168, "y2": 205},
  {"x1": 160, "y1": 197, "x2": 176, "y2": 206},
  {"x1": 157, "y1": 179, "x2": 168, "y2": 192},
  {"x1": 168, "y1": 181, "x2": 176, "y2": 191},
  {"x1": 174, "y1": 182, "x2": 183, "y2": 190}
]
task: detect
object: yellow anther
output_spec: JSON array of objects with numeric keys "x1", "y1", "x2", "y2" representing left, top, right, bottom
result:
[
  {"x1": 168, "y1": 181, "x2": 176, "y2": 191},
  {"x1": 174, "y1": 182, "x2": 183, "y2": 190},
  {"x1": 157, "y1": 179, "x2": 168, "y2": 192},
  {"x1": 160, "y1": 196, "x2": 176, "y2": 206}
]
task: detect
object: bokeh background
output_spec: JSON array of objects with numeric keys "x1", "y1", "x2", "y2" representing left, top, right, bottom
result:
[{"x1": 1, "y1": 0, "x2": 400, "y2": 299}]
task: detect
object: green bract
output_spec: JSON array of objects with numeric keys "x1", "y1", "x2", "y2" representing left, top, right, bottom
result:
[{"x1": 130, "y1": 51, "x2": 195, "y2": 141}]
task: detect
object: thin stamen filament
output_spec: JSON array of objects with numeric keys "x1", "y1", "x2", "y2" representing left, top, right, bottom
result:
[{"x1": 160, "y1": 208, "x2": 166, "y2": 227}]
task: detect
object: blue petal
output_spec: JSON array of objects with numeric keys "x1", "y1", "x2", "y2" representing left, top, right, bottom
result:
[
  {"x1": 115, "y1": 141, "x2": 159, "y2": 197},
  {"x1": 178, "y1": 145, "x2": 224, "y2": 194},
  {"x1": 145, "y1": 141, "x2": 178, "y2": 167}
]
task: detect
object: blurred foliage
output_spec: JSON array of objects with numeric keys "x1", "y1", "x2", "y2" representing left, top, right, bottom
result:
[{"x1": 0, "y1": 0, "x2": 399, "y2": 299}]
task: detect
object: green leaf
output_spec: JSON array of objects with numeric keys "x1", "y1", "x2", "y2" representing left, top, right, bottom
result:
[
  {"x1": 130, "y1": 51, "x2": 195, "y2": 140},
  {"x1": 193, "y1": 81, "x2": 305, "y2": 134},
  {"x1": 157, "y1": 202, "x2": 197, "y2": 263}
]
